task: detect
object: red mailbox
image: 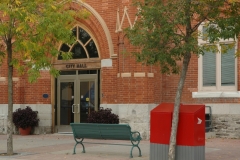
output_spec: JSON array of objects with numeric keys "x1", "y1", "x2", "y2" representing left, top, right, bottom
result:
[{"x1": 150, "y1": 103, "x2": 205, "y2": 160}]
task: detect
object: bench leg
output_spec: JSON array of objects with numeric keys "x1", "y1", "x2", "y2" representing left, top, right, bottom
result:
[
  {"x1": 73, "y1": 143, "x2": 77, "y2": 154},
  {"x1": 137, "y1": 146, "x2": 142, "y2": 157},
  {"x1": 130, "y1": 145, "x2": 142, "y2": 158},
  {"x1": 73, "y1": 142, "x2": 86, "y2": 154},
  {"x1": 81, "y1": 143, "x2": 86, "y2": 153},
  {"x1": 73, "y1": 140, "x2": 86, "y2": 154}
]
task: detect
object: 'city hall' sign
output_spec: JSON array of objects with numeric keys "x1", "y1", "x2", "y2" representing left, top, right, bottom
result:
[{"x1": 66, "y1": 63, "x2": 87, "y2": 69}]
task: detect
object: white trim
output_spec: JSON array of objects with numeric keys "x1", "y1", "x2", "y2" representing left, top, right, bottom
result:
[
  {"x1": 73, "y1": 0, "x2": 116, "y2": 58},
  {"x1": 192, "y1": 91, "x2": 240, "y2": 98},
  {"x1": 115, "y1": 6, "x2": 139, "y2": 33}
]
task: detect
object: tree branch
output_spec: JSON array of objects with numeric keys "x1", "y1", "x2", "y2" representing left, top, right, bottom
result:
[{"x1": 191, "y1": 17, "x2": 207, "y2": 32}]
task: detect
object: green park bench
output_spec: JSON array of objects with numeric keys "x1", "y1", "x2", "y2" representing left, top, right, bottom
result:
[{"x1": 70, "y1": 123, "x2": 142, "y2": 158}]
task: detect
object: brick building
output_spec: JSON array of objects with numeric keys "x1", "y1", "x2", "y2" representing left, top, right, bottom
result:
[{"x1": 0, "y1": 0, "x2": 239, "y2": 139}]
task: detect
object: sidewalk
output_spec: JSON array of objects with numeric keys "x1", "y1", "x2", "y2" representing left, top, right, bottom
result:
[{"x1": 0, "y1": 134, "x2": 239, "y2": 160}]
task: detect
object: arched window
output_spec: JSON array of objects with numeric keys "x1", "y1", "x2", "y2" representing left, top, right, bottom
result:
[{"x1": 58, "y1": 26, "x2": 99, "y2": 60}]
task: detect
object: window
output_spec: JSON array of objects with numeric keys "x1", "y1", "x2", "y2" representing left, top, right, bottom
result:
[
  {"x1": 198, "y1": 24, "x2": 237, "y2": 92},
  {"x1": 58, "y1": 26, "x2": 99, "y2": 60}
]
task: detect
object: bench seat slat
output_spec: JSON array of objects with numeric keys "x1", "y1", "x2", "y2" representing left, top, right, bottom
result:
[{"x1": 98, "y1": 124, "x2": 131, "y2": 140}]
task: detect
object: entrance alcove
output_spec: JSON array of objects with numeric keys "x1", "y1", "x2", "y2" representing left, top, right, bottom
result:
[{"x1": 53, "y1": 25, "x2": 101, "y2": 133}]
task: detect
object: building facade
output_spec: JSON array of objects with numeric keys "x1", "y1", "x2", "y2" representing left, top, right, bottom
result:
[{"x1": 0, "y1": 0, "x2": 239, "y2": 139}]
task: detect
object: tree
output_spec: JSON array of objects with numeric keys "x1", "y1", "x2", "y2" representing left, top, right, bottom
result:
[
  {"x1": 125, "y1": 0, "x2": 240, "y2": 159},
  {"x1": 0, "y1": 0, "x2": 89, "y2": 155}
]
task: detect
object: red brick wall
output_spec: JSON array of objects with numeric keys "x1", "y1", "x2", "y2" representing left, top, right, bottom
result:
[
  {"x1": 0, "y1": 64, "x2": 51, "y2": 104},
  {"x1": 21, "y1": 71, "x2": 51, "y2": 104},
  {"x1": 0, "y1": 0, "x2": 239, "y2": 105}
]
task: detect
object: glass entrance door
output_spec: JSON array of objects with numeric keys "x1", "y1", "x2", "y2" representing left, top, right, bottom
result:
[
  {"x1": 56, "y1": 72, "x2": 98, "y2": 132},
  {"x1": 60, "y1": 81, "x2": 74, "y2": 125},
  {"x1": 80, "y1": 81, "x2": 95, "y2": 123},
  {"x1": 57, "y1": 79, "x2": 77, "y2": 132}
]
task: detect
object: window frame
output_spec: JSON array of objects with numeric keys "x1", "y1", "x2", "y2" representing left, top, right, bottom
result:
[
  {"x1": 57, "y1": 25, "x2": 100, "y2": 61},
  {"x1": 198, "y1": 23, "x2": 238, "y2": 92}
]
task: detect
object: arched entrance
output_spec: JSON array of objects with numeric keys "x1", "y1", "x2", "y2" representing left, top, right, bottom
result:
[{"x1": 54, "y1": 26, "x2": 101, "y2": 132}]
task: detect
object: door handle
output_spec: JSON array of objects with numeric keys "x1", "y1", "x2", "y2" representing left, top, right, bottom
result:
[
  {"x1": 77, "y1": 104, "x2": 80, "y2": 113},
  {"x1": 72, "y1": 104, "x2": 76, "y2": 113}
]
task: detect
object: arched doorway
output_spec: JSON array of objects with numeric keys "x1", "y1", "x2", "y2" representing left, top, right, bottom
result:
[{"x1": 55, "y1": 26, "x2": 101, "y2": 133}]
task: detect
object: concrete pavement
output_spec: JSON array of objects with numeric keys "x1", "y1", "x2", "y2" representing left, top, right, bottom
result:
[{"x1": 0, "y1": 134, "x2": 239, "y2": 160}]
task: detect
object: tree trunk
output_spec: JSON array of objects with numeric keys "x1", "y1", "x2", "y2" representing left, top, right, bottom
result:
[
  {"x1": 168, "y1": 51, "x2": 191, "y2": 160},
  {"x1": 7, "y1": 40, "x2": 13, "y2": 155},
  {"x1": 168, "y1": 0, "x2": 192, "y2": 159}
]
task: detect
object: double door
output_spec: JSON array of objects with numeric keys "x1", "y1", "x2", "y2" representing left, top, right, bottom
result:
[{"x1": 57, "y1": 74, "x2": 98, "y2": 132}]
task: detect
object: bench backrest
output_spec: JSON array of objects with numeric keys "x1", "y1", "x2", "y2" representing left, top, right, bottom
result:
[{"x1": 70, "y1": 123, "x2": 132, "y2": 140}]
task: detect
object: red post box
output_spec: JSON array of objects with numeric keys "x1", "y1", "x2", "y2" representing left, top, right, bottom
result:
[{"x1": 150, "y1": 103, "x2": 205, "y2": 160}]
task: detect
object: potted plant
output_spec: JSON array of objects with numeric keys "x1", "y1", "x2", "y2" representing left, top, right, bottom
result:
[
  {"x1": 87, "y1": 108, "x2": 119, "y2": 124},
  {"x1": 12, "y1": 106, "x2": 39, "y2": 135}
]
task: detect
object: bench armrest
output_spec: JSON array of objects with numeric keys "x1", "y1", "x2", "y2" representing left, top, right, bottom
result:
[{"x1": 130, "y1": 131, "x2": 142, "y2": 141}]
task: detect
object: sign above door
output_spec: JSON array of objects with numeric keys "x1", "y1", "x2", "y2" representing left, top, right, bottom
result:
[{"x1": 53, "y1": 62, "x2": 101, "y2": 70}]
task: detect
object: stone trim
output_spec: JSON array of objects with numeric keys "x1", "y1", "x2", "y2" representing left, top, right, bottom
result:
[
  {"x1": 0, "y1": 77, "x2": 6, "y2": 81},
  {"x1": 121, "y1": 73, "x2": 131, "y2": 77},
  {"x1": 117, "y1": 72, "x2": 155, "y2": 78},
  {"x1": 101, "y1": 59, "x2": 112, "y2": 67},
  {"x1": 134, "y1": 72, "x2": 145, "y2": 77},
  {"x1": 115, "y1": 6, "x2": 139, "y2": 33},
  {"x1": 0, "y1": 77, "x2": 19, "y2": 81},
  {"x1": 13, "y1": 77, "x2": 19, "y2": 81},
  {"x1": 147, "y1": 73, "x2": 154, "y2": 77},
  {"x1": 72, "y1": 0, "x2": 116, "y2": 58},
  {"x1": 192, "y1": 91, "x2": 240, "y2": 98}
]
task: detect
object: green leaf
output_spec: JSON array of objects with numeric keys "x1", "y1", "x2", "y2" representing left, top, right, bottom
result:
[
  {"x1": 125, "y1": 0, "x2": 240, "y2": 74},
  {"x1": 0, "y1": 0, "x2": 89, "y2": 83}
]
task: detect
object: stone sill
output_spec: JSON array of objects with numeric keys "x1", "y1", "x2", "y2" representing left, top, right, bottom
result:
[{"x1": 192, "y1": 91, "x2": 240, "y2": 98}]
